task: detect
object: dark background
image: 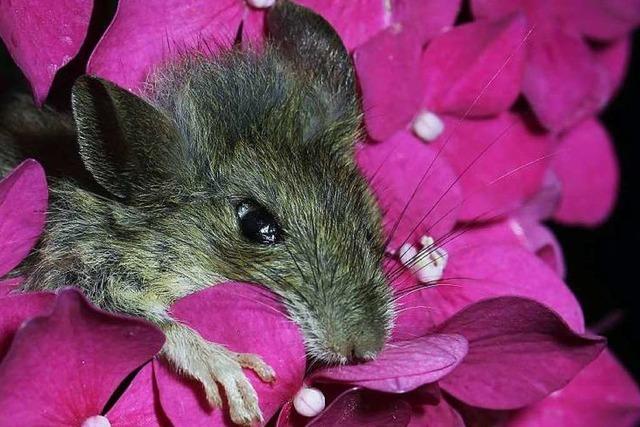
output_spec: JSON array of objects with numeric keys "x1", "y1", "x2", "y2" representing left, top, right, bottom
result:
[{"x1": 1, "y1": 5, "x2": 639, "y2": 381}]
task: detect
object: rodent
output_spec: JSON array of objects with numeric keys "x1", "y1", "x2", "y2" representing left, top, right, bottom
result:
[{"x1": 0, "y1": 1, "x2": 394, "y2": 425}]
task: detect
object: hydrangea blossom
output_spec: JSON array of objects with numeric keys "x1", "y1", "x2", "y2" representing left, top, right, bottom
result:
[{"x1": 1, "y1": 0, "x2": 639, "y2": 426}]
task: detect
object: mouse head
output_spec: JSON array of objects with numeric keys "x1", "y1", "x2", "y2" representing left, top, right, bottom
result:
[{"x1": 71, "y1": 1, "x2": 394, "y2": 364}]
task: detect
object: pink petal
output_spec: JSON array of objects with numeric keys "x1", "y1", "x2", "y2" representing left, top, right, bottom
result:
[
  {"x1": 390, "y1": 220, "x2": 577, "y2": 338},
  {"x1": 0, "y1": 277, "x2": 22, "y2": 298},
  {"x1": 507, "y1": 350, "x2": 640, "y2": 427},
  {"x1": 0, "y1": 0, "x2": 92, "y2": 104},
  {"x1": 0, "y1": 291, "x2": 54, "y2": 361},
  {"x1": 438, "y1": 235, "x2": 584, "y2": 331},
  {"x1": 311, "y1": 334, "x2": 468, "y2": 393},
  {"x1": 438, "y1": 297, "x2": 605, "y2": 409},
  {"x1": 107, "y1": 363, "x2": 168, "y2": 427},
  {"x1": 516, "y1": 170, "x2": 562, "y2": 223},
  {"x1": 596, "y1": 37, "x2": 631, "y2": 104},
  {"x1": 563, "y1": 0, "x2": 640, "y2": 41},
  {"x1": 154, "y1": 282, "x2": 305, "y2": 426},
  {"x1": 421, "y1": 15, "x2": 527, "y2": 117},
  {"x1": 517, "y1": 219, "x2": 565, "y2": 277},
  {"x1": 242, "y1": 7, "x2": 266, "y2": 49},
  {"x1": 88, "y1": 0, "x2": 244, "y2": 92},
  {"x1": 0, "y1": 289, "x2": 165, "y2": 425},
  {"x1": 306, "y1": 388, "x2": 412, "y2": 427},
  {"x1": 276, "y1": 400, "x2": 298, "y2": 427},
  {"x1": 387, "y1": 257, "x2": 437, "y2": 340},
  {"x1": 471, "y1": 0, "x2": 526, "y2": 19},
  {"x1": 409, "y1": 393, "x2": 464, "y2": 427},
  {"x1": 523, "y1": 27, "x2": 610, "y2": 132},
  {"x1": 356, "y1": 132, "x2": 462, "y2": 253},
  {"x1": 433, "y1": 113, "x2": 550, "y2": 221},
  {"x1": 355, "y1": 24, "x2": 424, "y2": 141},
  {"x1": 296, "y1": 0, "x2": 388, "y2": 51},
  {"x1": 393, "y1": 0, "x2": 462, "y2": 45},
  {"x1": 552, "y1": 119, "x2": 619, "y2": 226},
  {"x1": 0, "y1": 160, "x2": 48, "y2": 277}
]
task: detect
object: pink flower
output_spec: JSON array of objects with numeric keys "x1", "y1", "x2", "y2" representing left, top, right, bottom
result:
[
  {"x1": 550, "y1": 118, "x2": 619, "y2": 226},
  {"x1": 0, "y1": 160, "x2": 48, "y2": 280},
  {"x1": 0, "y1": 287, "x2": 165, "y2": 426},
  {"x1": 88, "y1": 0, "x2": 261, "y2": 92},
  {"x1": 150, "y1": 283, "x2": 306, "y2": 426},
  {"x1": 1, "y1": 2, "x2": 638, "y2": 426},
  {"x1": 356, "y1": 12, "x2": 527, "y2": 141},
  {"x1": 356, "y1": 131, "x2": 463, "y2": 253},
  {"x1": 87, "y1": 0, "x2": 461, "y2": 94},
  {"x1": 354, "y1": 14, "x2": 550, "y2": 222},
  {"x1": 0, "y1": 0, "x2": 92, "y2": 104},
  {"x1": 508, "y1": 350, "x2": 640, "y2": 427},
  {"x1": 471, "y1": 0, "x2": 640, "y2": 131}
]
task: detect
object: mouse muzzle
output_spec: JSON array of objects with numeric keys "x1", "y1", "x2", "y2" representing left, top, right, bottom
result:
[{"x1": 293, "y1": 279, "x2": 394, "y2": 365}]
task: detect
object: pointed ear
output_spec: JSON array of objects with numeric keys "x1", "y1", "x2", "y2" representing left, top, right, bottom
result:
[
  {"x1": 267, "y1": 1, "x2": 359, "y2": 125},
  {"x1": 71, "y1": 76, "x2": 180, "y2": 199}
]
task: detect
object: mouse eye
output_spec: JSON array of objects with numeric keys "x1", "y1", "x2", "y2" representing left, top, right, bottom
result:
[{"x1": 235, "y1": 200, "x2": 283, "y2": 245}]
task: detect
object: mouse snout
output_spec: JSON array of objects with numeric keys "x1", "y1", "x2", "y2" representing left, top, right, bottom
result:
[{"x1": 324, "y1": 323, "x2": 387, "y2": 363}]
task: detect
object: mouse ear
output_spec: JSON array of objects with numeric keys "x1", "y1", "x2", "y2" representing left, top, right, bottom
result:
[
  {"x1": 71, "y1": 76, "x2": 180, "y2": 199},
  {"x1": 267, "y1": 1, "x2": 359, "y2": 134}
]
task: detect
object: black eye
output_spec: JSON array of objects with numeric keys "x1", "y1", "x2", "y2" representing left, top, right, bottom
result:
[{"x1": 235, "y1": 200, "x2": 283, "y2": 245}]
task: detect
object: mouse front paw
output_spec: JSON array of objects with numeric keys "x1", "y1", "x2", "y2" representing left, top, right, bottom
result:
[
  {"x1": 162, "y1": 324, "x2": 276, "y2": 426},
  {"x1": 199, "y1": 345, "x2": 276, "y2": 426}
]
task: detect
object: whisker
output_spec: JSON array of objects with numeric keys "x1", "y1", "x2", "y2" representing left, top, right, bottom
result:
[{"x1": 382, "y1": 26, "x2": 535, "y2": 251}]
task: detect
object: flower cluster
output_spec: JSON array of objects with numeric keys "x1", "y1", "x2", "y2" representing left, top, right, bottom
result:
[{"x1": 1, "y1": 0, "x2": 639, "y2": 426}]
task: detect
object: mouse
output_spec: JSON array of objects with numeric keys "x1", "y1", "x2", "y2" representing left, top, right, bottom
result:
[{"x1": 0, "y1": 1, "x2": 395, "y2": 425}]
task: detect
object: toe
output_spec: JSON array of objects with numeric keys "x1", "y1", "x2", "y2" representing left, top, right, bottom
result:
[{"x1": 236, "y1": 353, "x2": 276, "y2": 382}]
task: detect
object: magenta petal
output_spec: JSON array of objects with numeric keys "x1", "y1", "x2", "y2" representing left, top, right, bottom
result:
[
  {"x1": 393, "y1": 0, "x2": 461, "y2": 45},
  {"x1": 507, "y1": 350, "x2": 640, "y2": 427},
  {"x1": 552, "y1": 119, "x2": 619, "y2": 226},
  {"x1": 440, "y1": 236, "x2": 584, "y2": 331},
  {"x1": 0, "y1": 289, "x2": 165, "y2": 425},
  {"x1": 312, "y1": 334, "x2": 468, "y2": 393},
  {"x1": 88, "y1": 0, "x2": 244, "y2": 92},
  {"x1": 597, "y1": 37, "x2": 631, "y2": 103},
  {"x1": 409, "y1": 394, "x2": 464, "y2": 427},
  {"x1": 517, "y1": 170, "x2": 562, "y2": 223},
  {"x1": 355, "y1": 26, "x2": 425, "y2": 141},
  {"x1": 154, "y1": 282, "x2": 305, "y2": 426},
  {"x1": 296, "y1": 0, "x2": 388, "y2": 51},
  {"x1": 0, "y1": 0, "x2": 92, "y2": 104},
  {"x1": 387, "y1": 257, "x2": 437, "y2": 340},
  {"x1": 517, "y1": 219, "x2": 565, "y2": 277},
  {"x1": 523, "y1": 28, "x2": 610, "y2": 132},
  {"x1": 471, "y1": 0, "x2": 524, "y2": 19},
  {"x1": 356, "y1": 133, "x2": 462, "y2": 252},
  {"x1": 275, "y1": 400, "x2": 297, "y2": 427},
  {"x1": 434, "y1": 113, "x2": 550, "y2": 221},
  {"x1": 0, "y1": 160, "x2": 48, "y2": 277},
  {"x1": 154, "y1": 360, "x2": 214, "y2": 427},
  {"x1": 307, "y1": 388, "x2": 412, "y2": 427},
  {"x1": 107, "y1": 363, "x2": 168, "y2": 427},
  {"x1": 0, "y1": 291, "x2": 54, "y2": 361},
  {"x1": 439, "y1": 297, "x2": 605, "y2": 410},
  {"x1": 422, "y1": 15, "x2": 527, "y2": 117},
  {"x1": 0, "y1": 278, "x2": 22, "y2": 298},
  {"x1": 564, "y1": 0, "x2": 640, "y2": 40},
  {"x1": 242, "y1": 8, "x2": 266, "y2": 50}
]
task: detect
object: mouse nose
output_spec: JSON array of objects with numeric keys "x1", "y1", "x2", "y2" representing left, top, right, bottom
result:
[{"x1": 327, "y1": 330, "x2": 386, "y2": 363}]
